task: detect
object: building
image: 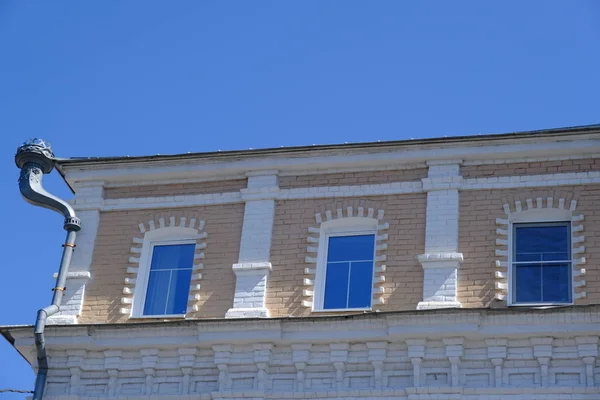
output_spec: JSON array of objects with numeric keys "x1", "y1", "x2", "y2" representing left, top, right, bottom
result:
[{"x1": 2, "y1": 125, "x2": 600, "y2": 400}]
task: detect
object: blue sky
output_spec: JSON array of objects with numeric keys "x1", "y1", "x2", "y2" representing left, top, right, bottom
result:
[{"x1": 0, "y1": 1, "x2": 599, "y2": 397}]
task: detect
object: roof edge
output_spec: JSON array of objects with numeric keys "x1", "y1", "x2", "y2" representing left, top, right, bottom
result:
[
  {"x1": 2, "y1": 303, "x2": 598, "y2": 333},
  {"x1": 55, "y1": 124, "x2": 600, "y2": 168}
]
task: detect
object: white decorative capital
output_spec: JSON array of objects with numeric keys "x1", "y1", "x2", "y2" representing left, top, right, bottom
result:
[
  {"x1": 232, "y1": 262, "x2": 273, "y2": 275},
  {"x1": 417, "y1": 252, "x2": 463, "y2": 269}
]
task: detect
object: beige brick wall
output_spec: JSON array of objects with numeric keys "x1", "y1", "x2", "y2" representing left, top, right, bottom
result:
[
  {"x1": 80, "y1": 204, "x2": 244, "y2": 323},
  {"x1": 279, "y1": 168, "x2": 428, "y2": 189},
  {"x1": 461, "y1": 158, "x2": 600, "y2": 179},
  {"x1": 267, "y1": 194, "x2": 426, "y2": 317},
  {"x1": 104, "y1": 179, "x2": 247, "y2": 199},
  {"x1": 458, "y1": 185, "x2": 600, "y2": 307},
  {"x1": 81, "y1": 165, "x2": 599, "y2": 324}
]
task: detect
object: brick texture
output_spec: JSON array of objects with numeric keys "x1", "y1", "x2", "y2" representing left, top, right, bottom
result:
[
  {"x1": 461, "y1": 158, "x2": 600, "y2": 179},
  {"x1": 279, "y1": 168, "x2": 428, "y2": 189},
  {"x1": 458, "y1": 185, "x2": 600, "y2": 307},
  {"x1": 104, "y1": 179, "x2": 247, "y2": 199},
  {"x1": 267, "y1": 194, "x2": 426, "y2": 317},
  {"x1": 79, "y1": 204, "x2": 244, "y2": 323}
]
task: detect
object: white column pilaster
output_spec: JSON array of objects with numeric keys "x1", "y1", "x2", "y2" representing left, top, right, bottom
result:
[
  {"x1": 486, "y1": 338, "x2": 507, "y2": 387},
  {"x1": 226, "y1": 172, "x2": 278, "y2": 318},
  {"x1": 417, "y1": 161, "x2": 463, "y2": 310},
  {"x1": 49, "y1": 181, "x2": 103, "y2": 324}
]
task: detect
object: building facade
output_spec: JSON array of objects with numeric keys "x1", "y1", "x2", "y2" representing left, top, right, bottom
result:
[{"x1": 2, "y1": 126, "x2": 600, "y2": 399}]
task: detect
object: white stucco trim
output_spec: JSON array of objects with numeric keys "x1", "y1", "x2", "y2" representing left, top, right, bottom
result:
[
  {"x1": 462, "y1": 171, "x2": 600, "y2": 190},
  {"x1": 462, "y1": 153, "x2": 599, "y2": 165},
  {"x1": 73, "y1": 171, "x2": 600, "y2": 212},
  {"x1": 74, "y1": 191, "x2": 242, "y2": 212},
  {"x1": 61, "y1": 136, "x2": 599, "y2": 186},
  {"x1": 94, "y1": 153, "x2": 596, "y2": 188},
  {"x1": 227, "y1": 173, "x2": 278, "y2": 318},
  {"x1": 7, "y1": 306, "x2": 600, "y2": 399},
  {"x1": 495, "y1": 197, "x2": 585, "y2": 305},
  {"x1": 417, "y1": 162, "x2": 463, "y2": 310},
  {"x1": 122, "y1": 216, "x2": 207, "y2": 317}
]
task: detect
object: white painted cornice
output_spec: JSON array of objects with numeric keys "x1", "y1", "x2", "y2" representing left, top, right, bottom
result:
[
  {"x1": 6, "y1": 306, "x2": 599, "y2": 358},
  {"x1": 59, "y1": 137, "x2": 600, "y2": 186}
]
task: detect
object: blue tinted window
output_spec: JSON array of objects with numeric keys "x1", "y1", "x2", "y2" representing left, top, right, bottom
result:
[
  {"x1": 323, "y1": 235, "x2": 374, "y2": 309},
  {"x1": 143, "y1": 244, "x2": 195, "y2": 315},
  {"x1": 328, "y1": 235, "x2": 375, "y2": 262},
  {"x1": 514, "y1": 224, "x2": 569, "y2": 262},
  {"x1": 513, "y1": 223, "x2": 571, "y2": 304}
]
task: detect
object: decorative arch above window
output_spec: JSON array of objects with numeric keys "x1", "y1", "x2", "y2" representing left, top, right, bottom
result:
[
  {"x1": 494, "y1": 195, "x2": 586, "y2": 306},
  {"x1": 120, "y1": 215, "x2": 207, "y2": 317},
  {"x1": 303, "y1": 202, "x2": 389, "y2": 311}
]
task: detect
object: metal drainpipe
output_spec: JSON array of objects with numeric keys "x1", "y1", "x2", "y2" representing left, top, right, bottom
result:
[{"x1": 15, "y1": 139, "x2": 81, "y2": 400}]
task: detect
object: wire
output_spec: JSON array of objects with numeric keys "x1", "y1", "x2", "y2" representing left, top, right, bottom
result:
[{"x1": 0, "y1": 389, "x2": 34, "y2": 394}]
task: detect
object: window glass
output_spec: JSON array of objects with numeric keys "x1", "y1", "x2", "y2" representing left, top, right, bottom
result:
[
  {"x1": 143, "y1": 243, "x2": 195, "y2": 315},
  {"x1": 323, "y1": 234, "x2": 374, "y2": 309},
  {"x1": 514, "y1": 224, "x2": 569, "y2": 262},
  {"x1": 513, "y1": 223, "x2": 571, "y2": 304}
]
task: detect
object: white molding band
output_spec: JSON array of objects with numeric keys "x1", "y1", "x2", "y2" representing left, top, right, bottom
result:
[
  {"x1": 121, "y1": 215, "x2": 208, "y2": 316},
  {"x1": 74, "y1": 191, "x2": 242, "y2": 212},
  {"x1": 462, "y1": 171, "x2": 600, "y2": 190},
  {"x1": 495, "y1": 196, "x2": 586, "y2": 303},
  {"x1": 74, "y1": 171, "x2": 600, "y2": 212},
  {"x1": 226, "y1": 173, "x2": 278, "y2": 319},
  {"x1": 462, "y1": 153, "x2": 599, "y2": 165},
  {"x1": 61, "y1": 137, "x2": 600, "y2": 186},
  {"x1": 280, "y1": 181, "x2": 423, "y2": 200}
]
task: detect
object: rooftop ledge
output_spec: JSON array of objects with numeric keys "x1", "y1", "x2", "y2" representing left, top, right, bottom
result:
[
  {"x1": 50, "y1": 124, "x2": 600, "y2": 189},
  {"x1": 56, "y1": 124, "x2": 600, "y2": 166},
  {"x1": 2, "y1": 305, "x2": 599, "y2": 353}
]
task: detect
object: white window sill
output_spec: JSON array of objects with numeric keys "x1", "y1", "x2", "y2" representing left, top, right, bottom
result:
[
  {"x1": 312, "y1": 307, "x2": 372, "y2": 313},
  {"x1": 129, "y1": 314, "x2": 186, "y2": 319},
  {"x1": 509, "y1": 302, "x2": 573, "y2": 308}
]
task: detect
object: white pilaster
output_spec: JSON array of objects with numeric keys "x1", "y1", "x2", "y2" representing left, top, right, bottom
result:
[
  {"x1": 486, "y1": 338, "x2": 507, "y2": 387},
  {"x1": 292, "y1": 344, "x2": 311, "y2": 391},
  {"x1": 226, "y1": 172, "x2": 278, "y2": 318},
  {"x1": 417, "y1": 162, "x2": 463, "y2": 310},
  {"x1": 49, "y1": 181, "x2": 103, "y2": 324},
  {"x1": 407, "y1": 339, "x2": 426, "y2": 387},
  {"x1": 531, "y1": 337, "x2": 553, "y2": 387}
]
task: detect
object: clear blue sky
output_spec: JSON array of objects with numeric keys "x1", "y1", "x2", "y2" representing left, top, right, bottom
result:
[{"x1": 0, "y1": 1, "x2": 598, "y2": 396}]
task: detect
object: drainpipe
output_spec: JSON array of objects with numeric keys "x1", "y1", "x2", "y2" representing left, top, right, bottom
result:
[{"x1": 15, "y1": 139, "x2": 81, "y2": 400}]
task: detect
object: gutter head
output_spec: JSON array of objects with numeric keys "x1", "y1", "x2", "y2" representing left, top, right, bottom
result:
[{"x1": 15, "y1": 139, "x2": 81, "y2": 231}]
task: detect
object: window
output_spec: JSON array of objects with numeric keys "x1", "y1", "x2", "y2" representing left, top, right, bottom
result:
[
  {"x1": 512, "y1": 222, "x2": 571, "y2": 305},
  {"x1": 128, "y1": 222, "x2": 205, "y2": 319},
  {"x1": 143, "y1": 242, "x2": 195, "y2": 316},
  {"x1": 309, "y1": 214, "x2": 386, "y2": 312},
  {"x1": 323, "y1": 234, "x2": 375, "y2": 309}
]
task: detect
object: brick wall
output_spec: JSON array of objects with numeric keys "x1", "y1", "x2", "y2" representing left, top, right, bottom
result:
[
  {"x1": 458, "y1": 184, "x2": 600, "y2": 307},
  {"x1": 104, "y1": 179, "x2": 247, "y2": 199},
  {"x1": 79, "y1": 204, "x2": 244, "y2": 323},
  {"x1": 279, "y1": 168, "x2": 428, "y2": 189},
  {"x1": 267, "y1": 194, "x2": 426, "y2": 317},
  {"x1": 461, "y1": 158, "x2": 600, "y2": 178},
  {"x1": 80, "y1": 160, "x2": 599, "y2": 323}
]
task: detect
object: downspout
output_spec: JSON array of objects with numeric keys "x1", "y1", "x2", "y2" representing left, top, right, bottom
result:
[{"x1": 15, "y1": 139, "x2": 81, "y2": 400}]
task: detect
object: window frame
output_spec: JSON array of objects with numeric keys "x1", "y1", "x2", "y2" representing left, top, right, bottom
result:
[
  {"x1": 313, "y1": 218, "x2": 378, "y2": 312},
  {"x1": 507, "y1": 209, "x2": 573, "y2": 307},
  {"x1": 131, "y1": 227, "x2": 198, "y2": 318}
]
